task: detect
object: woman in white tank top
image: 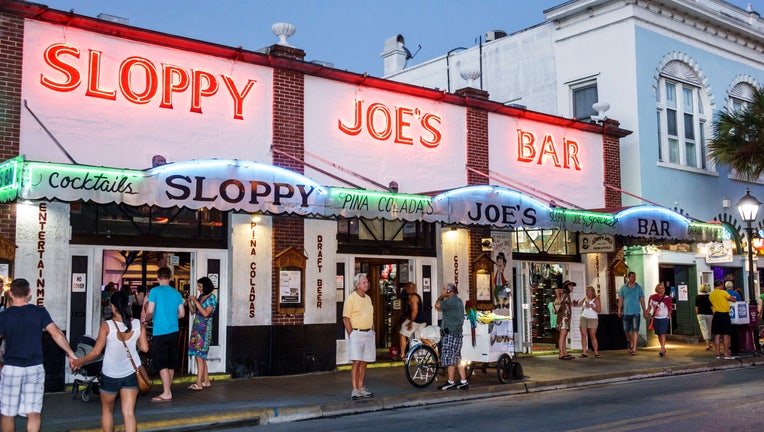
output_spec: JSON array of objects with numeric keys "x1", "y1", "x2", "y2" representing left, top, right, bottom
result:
[
  {"x1": 577, "y1": 286, "x2": 602, "y2": 358},
  {"x1": 72, "y1": 291, "x2": 149, "y2": 432}
]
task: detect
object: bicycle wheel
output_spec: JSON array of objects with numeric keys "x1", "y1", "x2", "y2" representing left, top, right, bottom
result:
[
  {"x1": 496, "y1": 353, "x2": 514, "y2": 384},
  {"x1": 463, "y1": 361, "x2": 475, "y2": 379},
  {"x1": 405, "y1": 345, "x2": 439, "y2": 388}
]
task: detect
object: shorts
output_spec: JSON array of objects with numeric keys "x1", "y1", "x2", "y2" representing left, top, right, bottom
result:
[
  {"x1": 399, "y1": 320, "x2": 426, "y2": 338},
  {"x1": 151, "y1": 331, "x2": 180, "y2": 373},
  {"x1": 440, "y1": 333, "x2": 463, "y2": 367},
  {"x1": 622, "y1": 314, "x2": 641, "y2": 333},
  {"x1": 653, "y1": 318, "x2": 670, "y2": 335},
  {"x1": 711, "y1": 312, "x2": 733, "y2": 335},
  {"x1": 347, "y1": 329, "x2": 376, "y2": 363},
  {"x1": 100, "y1": 372, "x2": 139, "y2": 394},
  {"x1": 0, "y1": 364, "x2": 45, "y2": 417},
  {"x1": 579, "y1": 317, "x2": 599, "y2": 330}
]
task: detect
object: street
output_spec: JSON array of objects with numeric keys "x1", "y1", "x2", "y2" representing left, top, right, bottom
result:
[{"x1": 236, "y1": 367, "x2": 764, "y2": 431}]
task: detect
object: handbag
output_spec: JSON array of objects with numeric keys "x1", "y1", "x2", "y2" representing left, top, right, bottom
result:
[
  {"x1": 114, "y1": 320, "x2": 151, "y2": 392},
  {"x1": 648, "y1": 294, "x2": 666, "y2": 331}
]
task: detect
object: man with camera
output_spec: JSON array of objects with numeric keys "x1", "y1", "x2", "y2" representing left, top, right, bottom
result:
[{"x1": 435, "y1": 283, "x2": 468, "y2": 390}]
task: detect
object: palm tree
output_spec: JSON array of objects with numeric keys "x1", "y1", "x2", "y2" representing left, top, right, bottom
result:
[{"x1": 708, "y1": 86, "x2": 764, "y2": 181}]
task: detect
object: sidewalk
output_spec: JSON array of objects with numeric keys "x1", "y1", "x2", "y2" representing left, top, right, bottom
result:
[{"x1": 34, "y1": 342, "x2": 764, "y2": 432}]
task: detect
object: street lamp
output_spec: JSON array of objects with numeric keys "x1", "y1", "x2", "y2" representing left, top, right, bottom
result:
[{"x1": 736, "y1": 188, "x2": 761, "y2": 353}]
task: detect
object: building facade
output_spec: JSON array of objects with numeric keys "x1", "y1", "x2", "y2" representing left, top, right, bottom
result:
[
  {"x1": 0, "y1": 1, "x2": 729, "y2": 390},
  {"x1": 382, "y1": 0, "x2": 764, "y2": 342}
]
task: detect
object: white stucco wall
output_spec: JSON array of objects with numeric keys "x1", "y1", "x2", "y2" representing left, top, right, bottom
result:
[
  {"x1": 16, "y1": 201, "x2": 71, "y2": 326},
  {"x1": 229, "y1": 213, "x2": 273, "y2": 326},
  {"x1": 20, "y1": 20, "x2": 273, "y2": 169},
  {"x1": 304, "y1": 76, "x2": 468, "y2": 193},
  {"x1": 304, "y1": 219, "x2": 338, "y2": 324}
]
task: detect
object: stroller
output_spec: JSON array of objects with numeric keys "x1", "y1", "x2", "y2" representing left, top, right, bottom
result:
[{"x1": 71, "y1": 335, "x2": 103, "y2": 402}]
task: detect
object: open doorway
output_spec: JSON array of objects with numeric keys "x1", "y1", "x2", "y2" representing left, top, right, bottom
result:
[
  {"x1": 101, "y1": 250, "x2": 193, "y2": 370},
  {"x1": 355, "y1": 259, "x2": 406, "y2": 350}
]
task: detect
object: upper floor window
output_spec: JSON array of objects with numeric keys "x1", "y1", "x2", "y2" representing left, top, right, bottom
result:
[
  {"x1": 728, "y1": 82, "x2": 756, "y2": 113},
  {"x1": 726, "y1": 80, "x2": 760, "y2": 182},
  {"x1": 571, "y1": 81, "x2": 598, "y2": 120},
  {"x1": 656, "y1": 61, "x2": 708, "y2": 170}
]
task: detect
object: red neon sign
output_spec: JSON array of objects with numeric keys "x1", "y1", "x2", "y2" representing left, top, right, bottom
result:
[
  {"x1": 517, "y1": 129, "x2": 581, "y2": 170},
  {"x1": 40, "y1": 43, "x2": 257, "y2": 120},
  {"x1": 338, "y1": 100, "x2": 442, "y2": 148}
]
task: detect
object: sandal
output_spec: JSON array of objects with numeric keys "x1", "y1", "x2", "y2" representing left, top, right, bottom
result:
[
  {"x1": 579, "y1": 353, "x2": 588, "y2": 358},
  {"x1": 629, "y1": 350, "x2": 637, "y2": 356},
  {"x1": 594, "y1": 354, "x2": 601, "y2": 358},
  {"x1": 188, "y1": 384, "x2": 203, "y2": 391},
  {"x1": 558, "y1": 355, "x2": 574, "y2": 360}
]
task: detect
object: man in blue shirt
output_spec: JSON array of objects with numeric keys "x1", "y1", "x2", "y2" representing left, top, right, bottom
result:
[
  {"x1": 0, "y1": 278, "x2": 76, "y2": 432},
  {"x1": 724, "y1": 281, "x2": 742, "y2": 301},
  {"x1": 618, "y1": 272, "x2": 647, "y2": 355},
  {"x1": 144, "y1": 267, "x2": 185, "y2": 402}
]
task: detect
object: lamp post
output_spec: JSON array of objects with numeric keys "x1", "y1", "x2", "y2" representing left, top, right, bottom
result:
[{"x1": 736, "y1": 188, "x2": 761, "y2": 353}]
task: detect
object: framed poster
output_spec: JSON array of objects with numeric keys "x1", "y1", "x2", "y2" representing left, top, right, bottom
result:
[
  {"x1": 476, "y1": 272, "x2": 491, "y2": 301},
  {"x1": 275, "y1": 247, "x2": 306, "y2": 314},
  {"x1": 279, "y1": 270, "x2": 302, "y2": 304}
]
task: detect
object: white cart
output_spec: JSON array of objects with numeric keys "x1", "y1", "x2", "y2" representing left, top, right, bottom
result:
[
  {"x1": 461, "y1": 318, "x2": 519, "y2": 383},
  {"x1": 403, "y1": 318, "x2": 520, "y2": 387}
]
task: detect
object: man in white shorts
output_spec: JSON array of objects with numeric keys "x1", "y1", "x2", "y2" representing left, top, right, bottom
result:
[
  {"x1": 342, "y1": 273, "x2": 376, "y2": 400},
  {"x1": 398, "y1": 282, "x2": 426, "y2": 356},
  {"x1": 0, "y1": 278, "x2": 76, "y2": 432}
]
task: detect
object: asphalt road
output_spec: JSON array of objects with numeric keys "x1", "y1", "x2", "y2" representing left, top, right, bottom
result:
[{"x1": 239, "y1": 366, "x2": 764, "y2": 432}]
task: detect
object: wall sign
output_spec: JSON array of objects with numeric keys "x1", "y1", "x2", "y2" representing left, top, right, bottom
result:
[
  {"x1": 578, "y1": 234, "x2": 615, "y2": 253},
  {"x1": 71, "y1": 272, "x2": 86, "y2": 293}
]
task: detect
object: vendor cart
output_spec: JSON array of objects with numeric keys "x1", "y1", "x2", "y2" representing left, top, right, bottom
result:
[{"x1": 403, "y1": 315, "x2": 521, "y2": 387}]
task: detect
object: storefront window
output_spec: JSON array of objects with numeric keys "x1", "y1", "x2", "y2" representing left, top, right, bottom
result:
[
  {"x1": 337, "y1": 218, "x2": 436, "y2": 256},
  {"x1": 512, "y1": 228, "x2": 577, "y2": 256},
  {"x1": 70, "y1": 202, "x2": 227, "y2": 247}
]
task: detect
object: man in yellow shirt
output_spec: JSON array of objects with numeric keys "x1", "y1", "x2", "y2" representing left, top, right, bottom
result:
[
  {"x1": 343, "y1": 273, "x2": 375, "y2": 400},
  {"x1": 709, "y1": 279, "x2": 736, "y2": 359}
]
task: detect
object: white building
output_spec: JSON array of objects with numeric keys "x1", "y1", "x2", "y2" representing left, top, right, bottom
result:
[{"x1": 383, "y1": 0, "x2": 764, "y2": 343}]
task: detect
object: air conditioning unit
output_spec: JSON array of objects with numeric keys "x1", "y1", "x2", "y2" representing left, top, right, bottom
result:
[{"x1": 485, "y1": 30, "x2": 507, "y2": 42}]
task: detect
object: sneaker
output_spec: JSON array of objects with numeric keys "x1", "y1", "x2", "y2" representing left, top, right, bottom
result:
[
  {"x1": 438, "y1": 381, "x2": 457, "y2": 390},
  {"x1": 716, "y1": 355, "x2": 723, "y2": 359},
  {"x1": 350, "y1": 389, "x2": 360, "y2": 400},
  {"x1": 358, "y1": 387, "x2": 373, "y2": 398},
  {"x1": 724, "y1": 356, "x2": 737, "y2": 360},
  {"x1": 456, "y1": 382, "x2": 469, "y2": 390}
]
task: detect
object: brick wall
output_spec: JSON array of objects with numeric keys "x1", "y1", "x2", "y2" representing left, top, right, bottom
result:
[
  {"x1": 459, "y1": 87, "x2": 490, "y2": 305},
  {"x1": 0, "y1": 11, "x2": 23, "y2": 244},
  {"x1": 602, "y1": 120, "x2": 623, "y2": 208},
  {"x1": 271, "y1": 45, "x2": 306, "y2": 326}
]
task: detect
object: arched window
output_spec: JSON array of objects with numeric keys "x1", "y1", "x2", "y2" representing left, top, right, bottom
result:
[
  {"x1": 656, "y1": 61, "x2": 709, "y2": 170},
  {"x1": 728, "y1": 81, "x2": 756, "y2": 113}
]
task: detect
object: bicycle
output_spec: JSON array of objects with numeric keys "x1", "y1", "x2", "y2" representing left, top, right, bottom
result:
[
  {"x1": 403, "y1": 324, "x2": 519, "y2": 387},
  {"x1": 403, "y1": 332, "x2": 441, "y2": 388}
]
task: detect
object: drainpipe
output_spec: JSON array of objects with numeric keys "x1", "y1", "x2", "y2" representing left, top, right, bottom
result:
[{"x1": 478, "y1": 36, "x2": 483, "y2": 90}]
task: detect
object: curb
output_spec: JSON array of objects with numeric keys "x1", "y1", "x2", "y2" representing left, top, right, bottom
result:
[{"x1": 69, "y1": 359, "x2": 764, "y2": 431}]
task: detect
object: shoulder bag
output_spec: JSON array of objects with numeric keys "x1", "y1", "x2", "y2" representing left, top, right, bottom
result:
[
  {"x1": 648, "y1": 294, "x2": 667, "y2": 331},
  {"x1": 114, "y1": 320, "x2": 151, "y2": 393}
]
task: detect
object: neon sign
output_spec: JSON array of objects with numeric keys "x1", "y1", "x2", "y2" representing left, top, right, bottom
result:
[
  {"x1": 329, "y1": 188, "x2": 433, "y2": 219},
  {"x1": 517, "y1": 129, "x2": 581, "y2": 170},
  {"x1": 40, "y1": 43, "x2": 258, "y2": 120},
  {"x1": 338, "y1": 100, "x2": 442, "y2": 147}
]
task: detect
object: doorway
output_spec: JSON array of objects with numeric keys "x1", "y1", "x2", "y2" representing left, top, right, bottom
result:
[
  {"x1": 659, "y1": 264, "x2": 696, "y2": 335},
  {"x1": 355, "y1": 258, "x2": 406, "y2": 350}
]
